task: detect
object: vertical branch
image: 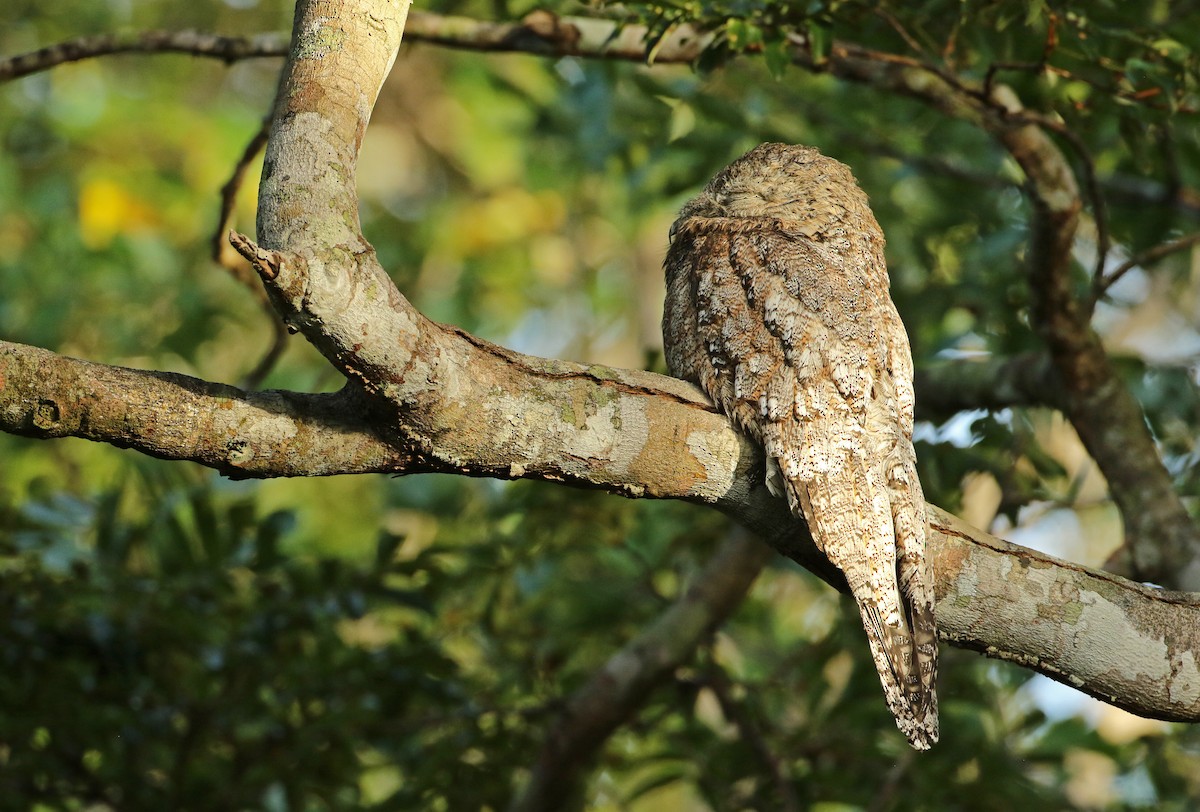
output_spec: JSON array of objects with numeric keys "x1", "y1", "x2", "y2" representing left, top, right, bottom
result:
[
  {"x1": 240, "y1": 0, "x2": 451, "y2": 422},
  {"x1": 256, "y1": 0, "x2": 411, "y2": 257},
  {"x1": 988, "y1": 86, "x2": 1200, "y2": 588}
]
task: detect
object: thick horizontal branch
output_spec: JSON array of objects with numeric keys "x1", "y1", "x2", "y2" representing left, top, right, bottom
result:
[
  {"x1": 0, "y1": 341, "x2": 406, "y2": 477},
  {"x1": 930, "y1": 510, "x2": 1200, "y2": 721},
  {"x1": 5, "y1": 337, "x2": 1200, "y2": 722},
  {"x1": 414, "y1": 8, "x2": 1200, "y2": 585}
]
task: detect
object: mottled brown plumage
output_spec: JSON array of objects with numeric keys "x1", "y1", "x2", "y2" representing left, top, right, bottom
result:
[{"x1": 662, "y1": 143, "x2": 939, "y2": 749}]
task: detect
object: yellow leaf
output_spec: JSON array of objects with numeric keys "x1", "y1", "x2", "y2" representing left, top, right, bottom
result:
[{"x1": 77, "y1": 177, "x2": 158, "y2": 248}]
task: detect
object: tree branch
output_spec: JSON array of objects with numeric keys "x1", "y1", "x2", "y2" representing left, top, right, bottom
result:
[
  {"x1": 9, "y1": 18, "x2": 1199, "y2": 223},
  {"x1": 185, "y1": 0, "x2": 1200, "y2": 720},
  {"x1": 356, "y1": 6, "x2": 1200, "y2": 587},
  {"x1": 1093, "y1": 231, "x2": 1200, "y2": 300},
  {"x1": 914, "y1": 352, "x2": 1062, "y2": 419},
  {"x1": 404, "y1": 10, "x2": 709, "y2": 63},
  {"x1": 984, "y1": 88, "x2": 1200, "y2": 588},
  {"x1": 0, "y1": 30, "x2": 287, "y2": 80},
  {"x1": 510, "y1": 531, "x2": 771, "y2": 812},
  {"x1": 0, "y1": 341, "x2": 406, "y2": 477},
  {"x1": 5, "y1": 3, "x2": 1200, "y2": 726},
  {"x1": 5, "y1": 337, "x2": 1200, "y2": 723},
  {"x1": 701, "y1": 662, "x2": 801, "y2": 812}
]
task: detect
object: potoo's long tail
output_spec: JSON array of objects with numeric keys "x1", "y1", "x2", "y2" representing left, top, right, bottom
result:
[{"x1": 786, "y1": 459, "x2": 939, "y2": 750}]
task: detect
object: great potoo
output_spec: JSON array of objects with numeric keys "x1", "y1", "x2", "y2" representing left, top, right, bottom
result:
[{"x1": 662, "y1": 142, "x2": 939, "y2": 749}]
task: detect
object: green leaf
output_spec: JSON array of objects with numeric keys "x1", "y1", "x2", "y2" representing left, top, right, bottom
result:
[
  {"x1": 1153, "y1": 37, "x2": 1190, "y2": 63},
  {"x1": 806, "y1": 18, "x2": 831, "y2": 64},
  {"x1": 764, "y1": 39, "x2": 793, "y2": 78}
]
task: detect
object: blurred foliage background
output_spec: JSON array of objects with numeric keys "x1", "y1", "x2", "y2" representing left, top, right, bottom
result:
[{"x1": 3, "y1": 0, "x2": 1200, "y2": 808}]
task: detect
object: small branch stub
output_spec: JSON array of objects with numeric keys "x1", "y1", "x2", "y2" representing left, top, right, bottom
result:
[{"x1": 229, "y1": 230, "x2": 284, "y2": 280}]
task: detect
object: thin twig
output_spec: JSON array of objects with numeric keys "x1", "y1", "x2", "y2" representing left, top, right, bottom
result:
[
  {"x1": 212, "y1": 117, "x2": 271, "y2": 271},
  {"x1": 993, "y1": 107, "x2": 1112, "y2": 284},
  {"x1": 0, "y1": 30, "x2": 286, "y2": 81},
  {"x1": 1159, "y1": 124, "x2": 1184, "y2": 211},
  {"x1": 239, "y1": 315, "x2": 289, "y2": 391},
  {"x1": 210, "y1": 117, "x2": 287, "y2": 389},
  {"x1": 982, "y1": 60, "x2": 1046, "y2": 99},
  {"x1": 1094, "y1": 231, "x2": 1200, "y2": 300},
  {"x1": 873, "y1": 6, "x2": 927, "y2": 57},
  {"x1": 1104, "y1": 174, "x2": 1200, "y2": 217},
  {"x1": 940, "y1": 15, "x2": 960, "y2": 66}
]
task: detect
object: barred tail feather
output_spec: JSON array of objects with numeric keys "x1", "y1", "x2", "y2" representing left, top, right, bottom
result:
[
  {"x1": 858, "y1": 596, "x2": 939, "y2": 749},
  {"x1": 786, "y1": 466, "x2": 939, "y2": 750}
]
